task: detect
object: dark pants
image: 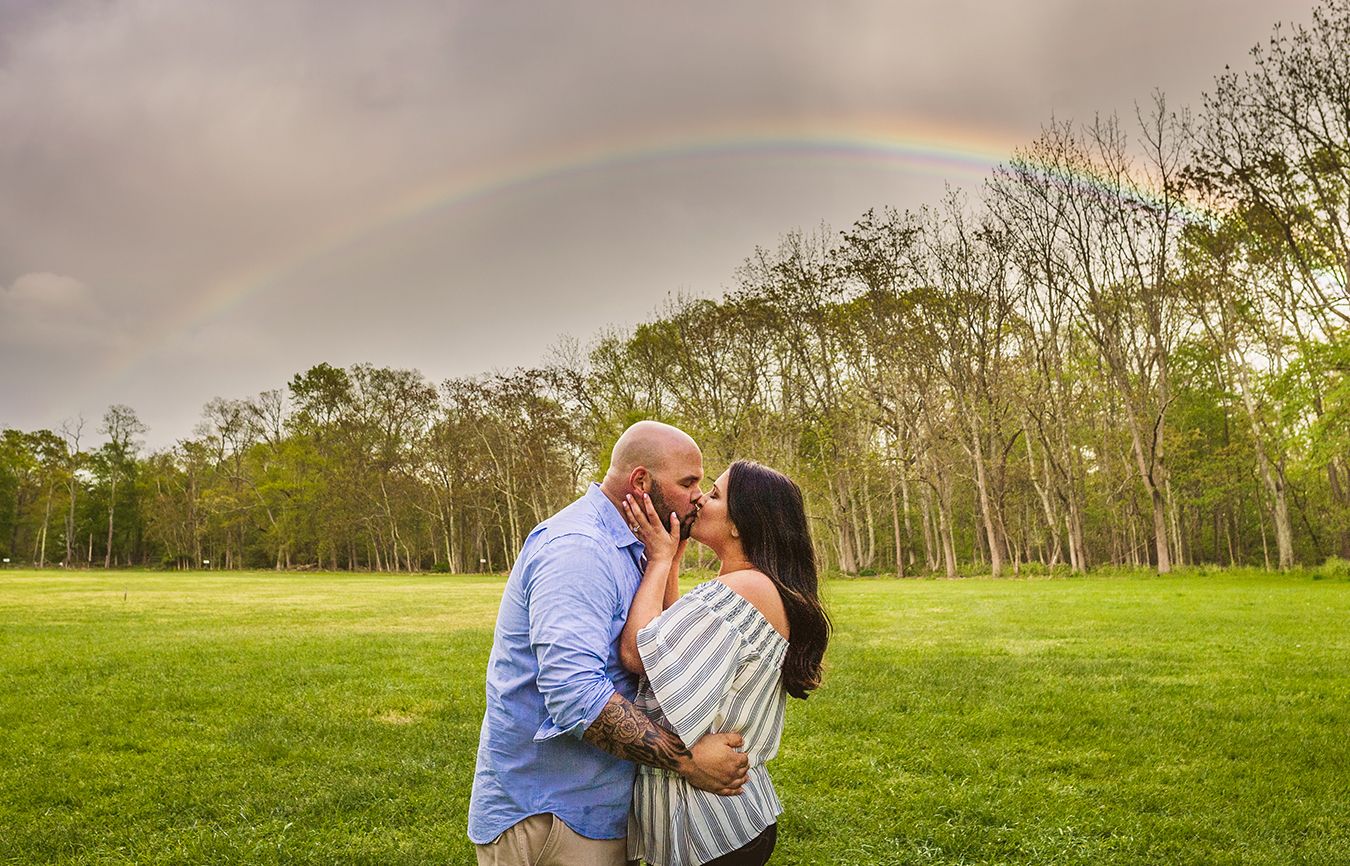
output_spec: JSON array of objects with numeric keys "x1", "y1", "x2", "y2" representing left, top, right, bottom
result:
[{"x1": 701, "y1": 823, "x2": 777, "y2": 866}]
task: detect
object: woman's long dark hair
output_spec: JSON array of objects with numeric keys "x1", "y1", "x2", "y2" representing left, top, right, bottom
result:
[{"x1": 727, "y1": 460, "x2": 831, "y2": 699}]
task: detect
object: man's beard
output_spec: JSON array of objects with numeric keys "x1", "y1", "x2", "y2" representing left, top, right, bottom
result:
[{"x1": 648, "y1": 483, "x2": 696, "y2": 541}]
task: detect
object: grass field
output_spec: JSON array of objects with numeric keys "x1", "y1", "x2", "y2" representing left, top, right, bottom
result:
[{"x1": 1, "y1": 568, "x2": 1347, "y2": 865}]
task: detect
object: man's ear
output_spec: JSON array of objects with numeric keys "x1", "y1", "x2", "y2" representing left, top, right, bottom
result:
[{"x1": 629, "y1": 467, "x2": 650, "y2": 492}]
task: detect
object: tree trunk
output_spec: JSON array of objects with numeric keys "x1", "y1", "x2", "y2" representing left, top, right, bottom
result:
[
  {"x1": 1246, "y1": 427, "x2": 1295, "y2": 569},
  {"x1": 899, "y1": 468, "x2": 916, "y2": 568},
  {"x1": 104, "y1": 474, "x2": 118, "y2": 569},
  {"x1": 860, "y1": 469, "x2": 877, "y2": 569},
  {"x1": 65, "y1": 481, "x2": 76, "y2": 565},
  {"x1": 1024, "y1": 420, "x2": 1062, "y2": 568},
  {"x1": 1127, "y1": 510, "x2": 1139, "y2": 567},
  {"x1": 1065, "y1": 513, "x2": 1079, "y2": 572},
  {"x1": 968, "y1": 420, "x2": 1006, "y2": 577},
  {"x1": 1165, "y1": 476, "x2": 1185, "y2": 567},
  {"x1": 1124, "y1": 404, "x2": 1172, "y2": 573},
  {"x1": 829, "y1": 473, "x2": 858, "y2": 574},
  {"x1": 927, "y1": 447, "x2": 958, "y2": 579},
  {"x1": 9, "y1": 485, "x2": 21, "y2": 561},
  {"x1": 890, "y1": 483, "x2": 904, "y2": 578},
  {"x1": 918, "y1": 484, "x2": 937, "y2": 571},
  {"x1": 496, "y1": 522, "x2": 512, "y2": 572},
  {"x1": 936, "y1": 481, "x2": 958, "y2": 579},
  {"x1": 1225, "y1": 508, "x2": 1237, "y2": 566},
  {"x1": 1257, "y1": 495, "x2": 1272, "y2": 570},
  {"x1": 36, "y1": 484, "x2": 53, "y2": 567}
]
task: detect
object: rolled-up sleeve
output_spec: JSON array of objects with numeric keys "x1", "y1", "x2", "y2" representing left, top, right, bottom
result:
[{"x1": 527, "y1": 536, "x2": 621, "y2": 741}]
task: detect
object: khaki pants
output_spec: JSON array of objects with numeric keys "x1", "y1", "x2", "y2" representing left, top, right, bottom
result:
[{"x1": 474, "y1": 813, "x2": 635, "y2": 866}]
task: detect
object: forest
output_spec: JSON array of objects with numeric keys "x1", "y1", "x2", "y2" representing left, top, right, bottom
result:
[{"x1": 2, "y1": 1, "x2": 1348, "y2": 577}]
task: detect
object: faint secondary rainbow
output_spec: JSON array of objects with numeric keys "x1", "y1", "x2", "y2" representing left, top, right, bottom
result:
[{"x1": 101, "y1": 119, "x2": 1124, "y2": 384}]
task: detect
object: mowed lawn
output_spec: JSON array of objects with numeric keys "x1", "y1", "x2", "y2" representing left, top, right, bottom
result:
[{"x1": 1, "y1": 569, "x2": 1347, "y2": 865}]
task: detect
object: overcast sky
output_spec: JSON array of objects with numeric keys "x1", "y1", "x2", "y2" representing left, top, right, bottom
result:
[{"x1": 0, "y1": 0, "x2": 1312, "y2": 448}]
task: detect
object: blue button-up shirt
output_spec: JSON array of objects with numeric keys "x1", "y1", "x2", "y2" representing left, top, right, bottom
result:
[{"x1": 468, "y1": 483, "x2": 645, "y2": 844}]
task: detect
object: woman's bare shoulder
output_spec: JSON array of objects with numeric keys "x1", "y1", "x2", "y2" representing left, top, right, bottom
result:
[{"x1": 717, "y1": 570, "x2": 789, "y2": 639}]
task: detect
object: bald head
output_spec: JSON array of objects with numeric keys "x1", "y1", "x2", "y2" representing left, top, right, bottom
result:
[
  {"x1": 601, "y1": 421, "x2": 705, "y2": 539},
  {"x1": 606, "y1": 420, "x2": 699, "y2": 481}
]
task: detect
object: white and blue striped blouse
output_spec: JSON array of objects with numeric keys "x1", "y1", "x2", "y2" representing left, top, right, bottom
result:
[{"x1": 627, "y1": 578, "x2": 789, "y2": 866}]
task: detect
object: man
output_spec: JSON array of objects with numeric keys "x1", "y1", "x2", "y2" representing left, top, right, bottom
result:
[{"x1": 469, "y1": 421, "x2": 750, "y2": 866}]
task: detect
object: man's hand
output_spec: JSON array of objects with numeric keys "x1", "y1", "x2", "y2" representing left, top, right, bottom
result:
[
  {"x1": 582, "y1": 696, "x2": 748, "y2": 796},
  {"x1": 680, "y1": 732, "x2": 749, "y2": 796}
]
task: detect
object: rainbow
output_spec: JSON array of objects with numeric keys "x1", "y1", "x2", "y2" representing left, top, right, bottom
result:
[
  {"x1": 100, "y1": 117, "x2": 1201, "y2": 388},
  {"x1": 998, "y1": 150, "x2": 1212, "y2": 225}
]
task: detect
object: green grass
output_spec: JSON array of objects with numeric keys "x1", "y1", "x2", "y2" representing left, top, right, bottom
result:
[{"x1": 1, "y1": 569, "x2": 1347, "y2": 865}]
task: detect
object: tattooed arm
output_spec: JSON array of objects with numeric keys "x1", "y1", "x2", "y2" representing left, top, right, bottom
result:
[
  {"x1": 583, "y1": 693, "x2": 749, "y2": 795},
  {"x1": 524, "y1": 535, "x2": 746, "y2": 794}
]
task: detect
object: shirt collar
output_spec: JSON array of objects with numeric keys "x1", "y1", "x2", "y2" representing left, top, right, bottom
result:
[{"x1": 586, "y1": 482, "x2": 643, "y2": 550}]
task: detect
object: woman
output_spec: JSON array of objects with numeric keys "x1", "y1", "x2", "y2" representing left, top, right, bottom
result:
[{"x1": 618, "y1": 460, "x2": 831, "y2": 866}]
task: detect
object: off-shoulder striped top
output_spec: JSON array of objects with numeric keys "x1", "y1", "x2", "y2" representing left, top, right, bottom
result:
[{"x1": 626, "y1": 578, "x2": 789, "y2": 866}]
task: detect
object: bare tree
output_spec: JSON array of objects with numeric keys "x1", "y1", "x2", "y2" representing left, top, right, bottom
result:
[
  {"x1": 58, "y1": 417, "x2": 84, "y2": 566},
  {"x1": 98, "y1": 405, "x2": 147, "y2": 568},
  {"x1": 1194, "y1": 0, "x2": 1350, "y2": 554}
]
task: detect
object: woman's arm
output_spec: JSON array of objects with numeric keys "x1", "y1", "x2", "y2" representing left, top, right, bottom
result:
[
  {"x1": 619, "y1": 550, "x2": 673, "y2": 676},
  {"x1": 663, "y1": 535, "x2": 687, "y2": 611},
  {"x1": 619, "y1": 492, "x2": 680, "y2": 676}
]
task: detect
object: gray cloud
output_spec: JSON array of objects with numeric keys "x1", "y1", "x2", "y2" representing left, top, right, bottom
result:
[
  {"x1": 0, "y1": 271, "x2": 136, "y2": 425},
  {"x1": 0, "y1": 0, "x2": 1309, "y2": 446},
  {"x1": 3, "y1": 272, "x2": 98, "y2": 336}
]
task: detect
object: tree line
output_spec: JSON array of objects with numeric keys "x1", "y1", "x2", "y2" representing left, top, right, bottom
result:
[{"x1": 2, "y1": 0, "x2": 1348, "y2": 576}]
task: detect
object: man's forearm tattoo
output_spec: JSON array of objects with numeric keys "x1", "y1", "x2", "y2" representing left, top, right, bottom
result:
[{"x1": 583, "y1": 693, "x2": 692, "y2": 771}]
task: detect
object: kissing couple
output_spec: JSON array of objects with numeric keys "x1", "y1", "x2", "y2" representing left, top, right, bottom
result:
[{"x1": 469, "y1": 420, "x2": 831, "y2": 866}]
